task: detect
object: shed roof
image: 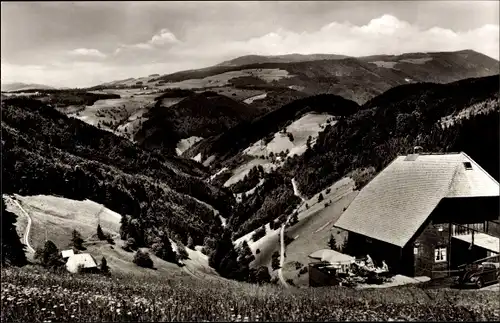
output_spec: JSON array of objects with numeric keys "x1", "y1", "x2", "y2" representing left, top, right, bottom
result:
[
  {"x1": 66, "y1": 253, "x2": 97, "y2": 268},
  {"x1": 334, "y1": 152, "x2": 499, "y2": 248},
  {"x1": 61, "y1": 249, "x2": 75, "y2": 258}
]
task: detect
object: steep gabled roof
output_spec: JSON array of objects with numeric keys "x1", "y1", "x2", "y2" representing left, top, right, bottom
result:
[{"x1": 334, "y1": 152, "x2": 499, "y2": 248}]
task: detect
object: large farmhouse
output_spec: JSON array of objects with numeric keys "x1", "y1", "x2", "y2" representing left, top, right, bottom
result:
[{"x1": 334, "y1": 152, "x2": 499, "y2": 279}]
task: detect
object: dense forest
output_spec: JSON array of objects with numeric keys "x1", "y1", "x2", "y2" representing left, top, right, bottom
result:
[{"x1": 1, "y1": 97, "x2": 234, "y2": 247}]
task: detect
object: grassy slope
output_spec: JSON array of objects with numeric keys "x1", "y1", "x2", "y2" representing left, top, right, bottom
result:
[{"x1": 2, "y1": 267, "x2": 499, "y2": 322}]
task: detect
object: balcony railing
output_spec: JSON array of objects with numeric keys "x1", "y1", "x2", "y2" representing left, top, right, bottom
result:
[{"x1": 451, "y1": 222, "x2": 486, "y2": 237}]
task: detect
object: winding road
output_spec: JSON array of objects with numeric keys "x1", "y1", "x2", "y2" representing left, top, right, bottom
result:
[
  {"x1": 6, "y1": 196, "x2": 35, "y2": 254},
  {"x1": 277, "y1": 179, "x2": 307, "y2": 288}
]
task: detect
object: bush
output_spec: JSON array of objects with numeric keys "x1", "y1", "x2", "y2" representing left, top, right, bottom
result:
[
  {"x1": 251, "y1": 225, "x2": 266, "y2": 242},
  {"x1": 317, "y1": 193, "x2": 324, "y2": 203},
  {"x1": 100, "y1": 256, "x2": 109, "y2": 275},
  {"x1": 97, "y1": 224, "x2": 106, "y2": 241},
  {"x1": 133, "y1": 250, "x2": 154, "y2": 269},
  {"x1": 34, "y1": 240, "x2": 64, "y2": 269},
  {"x1": 71, "y1": 229, "x2": 84, "y2": 250},
  {"x1": 271, "y1": 251, "x2": 280, "y2": 270},
  {"x1": 256, "y1": 249, "x2": 260, "y2": 254},
  {"x1": 176, "y1": 242, "x2": 189, "y2": 261},
  {"x1": 287, "y1": 132, "x2": 294, "y2": 142},
  {"x1": 124, "y1": 238, "x2": 137, "y2": 251},
  {"x1": 255, "y1": 266, "x2": 271, "y2": 284},
  {"x1": 299, "y1": 266, "x2": 308, "y2": 275}
]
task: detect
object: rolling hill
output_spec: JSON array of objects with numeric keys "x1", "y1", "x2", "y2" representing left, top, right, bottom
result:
[
  {"x1": 92, "y1": 50, "x2": 499, "y2": 105},
  {"x1": 216, "y1": 53, "x2": 350, "y2": 67},
  {"x1": 1, "y1": 82, "x2": 56, "y2": 92}
]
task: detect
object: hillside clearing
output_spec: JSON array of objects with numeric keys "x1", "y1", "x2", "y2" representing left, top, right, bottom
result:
[
  {"x1": 244, "y1": 113, "x2": 335, "y2": 159},
  {"x1": 176, "y1": 136, "x2": 204, "y2": 156},
  {"x1": 4, "y1": 194, "x2": 121, "y2": 251},
  {"x1": 223, "y1": 158, "x2": 276, "y2": 187}
]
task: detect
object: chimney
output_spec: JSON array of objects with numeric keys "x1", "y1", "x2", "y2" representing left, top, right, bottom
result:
[{"x1": 413, "y1": 146, "x2": 423, "y2": 154}]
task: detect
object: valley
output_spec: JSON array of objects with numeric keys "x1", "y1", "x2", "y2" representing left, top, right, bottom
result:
[{"x1": 2, "y1": 49, "x2": 499, "y2": 322}]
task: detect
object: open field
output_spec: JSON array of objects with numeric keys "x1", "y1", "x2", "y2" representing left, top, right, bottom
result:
[
  {"x1": 244, "y1": 113, "x2": 335, "y2": 158},
  {"x1": 4, "y1": 194, "x2": 121, "y2": 252},
  {"x1": 2, "y1": 267, "x2": 499, "y2": 322}
]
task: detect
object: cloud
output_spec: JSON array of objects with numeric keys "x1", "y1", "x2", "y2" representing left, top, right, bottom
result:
[
  {"x1": 115, "y1": 28, "x2": 179, "y2": 54},
  {"x1": 68, "y1": 48, "x2": 106, "y2": 58},
  {"x1": 213, "y1": 14, "x2": 499, "y2": 60},
  {"x1": 150, "y1": 29, "x2": 179, "y2": 45}
]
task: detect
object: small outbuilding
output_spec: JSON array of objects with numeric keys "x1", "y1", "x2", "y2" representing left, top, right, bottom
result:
[{"x1": 66, "y1": 253, "x2": 98, "y2": 274}]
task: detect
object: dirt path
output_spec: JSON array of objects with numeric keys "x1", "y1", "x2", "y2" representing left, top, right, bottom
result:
[{"x1": 6, "y1": 196, "x2": 35, "y2": 254}]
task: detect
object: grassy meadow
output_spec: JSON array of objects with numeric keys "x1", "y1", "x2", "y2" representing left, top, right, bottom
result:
[{"x1": 2, "y1": 267, "x2": 499, "y2": 322}]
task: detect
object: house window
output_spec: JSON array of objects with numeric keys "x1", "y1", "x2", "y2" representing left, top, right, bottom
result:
[
  {"x1": 413, "y1": 247, "x2": 418, "y2": 255},
  {"x1": 463, "y1": 162, "x2": 472, "y2": 170},
  {"x1": 434, "y1": 247, "x2": 447, "y2": 263}
]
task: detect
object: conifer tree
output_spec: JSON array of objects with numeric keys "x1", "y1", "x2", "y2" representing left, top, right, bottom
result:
[{"x1": 1, "y1": 199, "x2": 27, "y2": 266}]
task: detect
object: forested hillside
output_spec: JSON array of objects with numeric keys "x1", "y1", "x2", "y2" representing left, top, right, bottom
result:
[
  {"x1": 1, "y1": 97, "x2": 234, "y2": 247},
  {"x1": 185, "y1": 93, "x2": 360, "y2": 164},
  {"x1": 283, "y1": 75, "x2": 500, "y2": 198},
  {"x1": 135, "y1": 91, "x2": 258, "y2": 154}
]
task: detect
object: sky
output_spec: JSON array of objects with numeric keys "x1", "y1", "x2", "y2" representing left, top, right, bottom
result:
[{"x1": 1, "y1": 1, "x2": 499, "y2": 88}]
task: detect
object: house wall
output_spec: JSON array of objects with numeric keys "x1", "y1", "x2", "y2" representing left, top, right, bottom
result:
[{"x1": 412, "y1": 220, "x2": 451, "y2": 279}]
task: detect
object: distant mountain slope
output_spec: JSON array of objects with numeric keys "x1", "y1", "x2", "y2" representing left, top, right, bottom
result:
[
  {"x1": 216, "y1": 53, "x2": 350, "y2": 67},
  {"x1": 1, "y1": 82, "x2": 55, "y2": 92},
  {"x1": 94, "y1": 50, "x2": 498, "y2": 105},
  {"x1": 135, "y1": 91, "x2": 259, "y2": 155},
  {"x1": 1, "y1": 97, "x2": 234, "y2": 247}
]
